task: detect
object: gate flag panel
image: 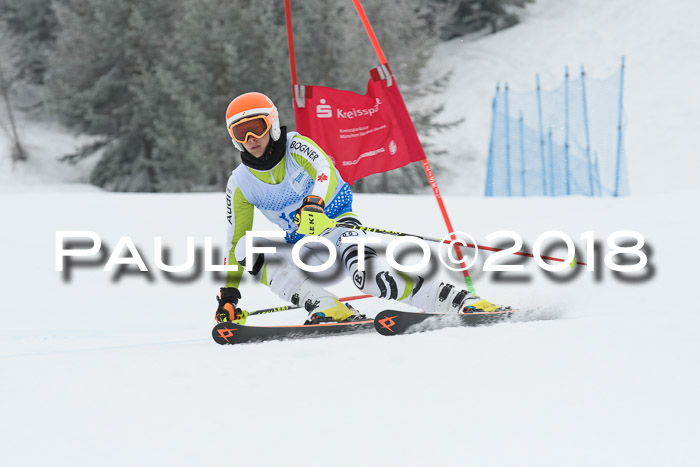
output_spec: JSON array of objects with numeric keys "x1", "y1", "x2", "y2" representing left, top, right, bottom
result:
[{"x1": 292, "y1": 66, "x2": 426, "y2": 185}]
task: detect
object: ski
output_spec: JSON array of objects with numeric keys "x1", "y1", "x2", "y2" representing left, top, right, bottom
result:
[
  {"x1": 213, "y1": 308, "x2": 557, "y2": 344},
  {"x1": 212, "y1": 319, "x2": 374, "y2": 345},
  {"x1": 373, "y1": 308, "x2": 526, "y2": 336}
]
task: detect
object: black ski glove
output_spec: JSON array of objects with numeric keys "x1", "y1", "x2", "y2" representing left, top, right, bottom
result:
[
  {"x1": 215, "y1": 287, "x2": 247, "y2": 324},
  {"x1": 294, "y1": 195, "x2": 325, "y2": 220}
]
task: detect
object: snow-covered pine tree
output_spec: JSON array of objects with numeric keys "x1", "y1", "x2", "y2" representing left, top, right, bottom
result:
[
  {"x1": 41, "y1": 0, "x2": 458, "y2": 192},
  {"x1": 0, "y1": 0, "x2": 59, "y2": 87},
  {"x1": 0, "y1": 26, "x2": 27, "y2": 162},
  {"x1": 289, "y1": 0, "x2": 370, "y2": 95},
  {"x1": 145, "y1": 0, "x2": 287, "y2": 191},
  {"x1": 145, "y1": 0, "x2": 291, "y2": 191},
  {"x1": 431, "y1": 0, "x2": 532, "y2": 40},
  {"x1": 48, "y1": 0, "x2": 178, "y2": 191},
  {"x1": 48, "y1": 0, "x2": 295, "y2": 191}
]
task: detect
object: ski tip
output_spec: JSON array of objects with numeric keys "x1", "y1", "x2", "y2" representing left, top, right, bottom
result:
[
  {"x1": 374, "y1": 310, "x2": 401, "y2": 336},
  {"x1": 212, "y1": 322, "x2": 240, "y2": 345}
]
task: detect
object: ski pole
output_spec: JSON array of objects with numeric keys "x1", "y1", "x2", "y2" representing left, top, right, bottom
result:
[
  {"x1": 247, "y1": 294, "x2": 373, "y2": 316},
  {"x1": 332, "y1": 222, "x2": 586, "y2": 267}
]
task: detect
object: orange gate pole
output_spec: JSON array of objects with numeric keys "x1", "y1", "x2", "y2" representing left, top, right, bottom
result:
[{"x1": 351, "y1": 0, "x2": 476, "y2": 293}]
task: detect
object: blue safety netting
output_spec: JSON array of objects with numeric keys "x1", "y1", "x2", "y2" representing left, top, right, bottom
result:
[{"x1": 485, "y1": 59, "x2": 629, "y2": 197}]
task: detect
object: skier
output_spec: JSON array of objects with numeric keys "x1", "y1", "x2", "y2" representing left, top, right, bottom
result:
[{"x1": 215, "y1": 92, "x2": 501, "y2": 325}]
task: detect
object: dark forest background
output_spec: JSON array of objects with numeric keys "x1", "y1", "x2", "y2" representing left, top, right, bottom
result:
[{"x1": 0, "y1": 0, "x2": 530, "y2": 192}]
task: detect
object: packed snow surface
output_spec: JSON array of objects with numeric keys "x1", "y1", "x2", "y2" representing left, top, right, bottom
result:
[
  {"x1": 2, "y1": 190, "x2": 698, "y2": 466},
  {"x1": 1, "y1": 0, "x2": 699, "y2": 465}
]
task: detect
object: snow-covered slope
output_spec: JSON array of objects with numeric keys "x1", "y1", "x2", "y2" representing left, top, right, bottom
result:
[
  {"x1": 0, "y1": 118, "x2": 98, "y2": 191},
  {"x1": 2, "y1": 0, "x2": 699, "y2": 466},
  {"x1": 2, "y1": 189, "x2": 698, "y2": 467},
  {"x1": 432, "y1": 0, "x2": 700, "y2": 196}
]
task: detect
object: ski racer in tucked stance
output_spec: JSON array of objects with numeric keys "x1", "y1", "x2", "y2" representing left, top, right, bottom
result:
[{"x1": 215, "y1": 92, "x2": 501, "y2": 325}]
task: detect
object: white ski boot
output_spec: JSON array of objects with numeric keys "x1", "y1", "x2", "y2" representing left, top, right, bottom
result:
[
  {"x1": 433, "y1": 283, "x2": 505, "y2": 313},
  {"x1": 291, "y1": 279, "x2": 366, "y2": 325}
]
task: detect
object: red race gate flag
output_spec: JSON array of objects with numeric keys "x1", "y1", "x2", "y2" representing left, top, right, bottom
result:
[{"x1": 292, "y1": 66, "x2": 425, "y2": 185}]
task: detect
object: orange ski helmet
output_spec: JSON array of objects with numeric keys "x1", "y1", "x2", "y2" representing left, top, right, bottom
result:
[{"x1": 225, "y1": 92, "x2": 281, "y2": 151}]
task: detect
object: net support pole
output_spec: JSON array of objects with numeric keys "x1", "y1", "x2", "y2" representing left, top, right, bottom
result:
[
  {"x1": 351, "y1": 0, "x2": 475, "y2": 293},
  {"x1": 581, "y1": 66, "x2": 594, "y2": 196},
  {"x1": 564, "y1": 66, "x2": 571, "y2": 195},
  {"x1": 485, "y1": 84, "x2": 499, "y2": 196},
  {"x1": 504, "y1": 83, "x2": 511, "y2": 197},
  {"x1": 536, "y1": 74, "x2": 547, "y2": 195},
  {"x1": 548, "y1": 127, "x2": 555, "y2": 196},
  {"x1": 614, "y1": 56, "x2": 626, "y2": 197},
  {"x1": 519, "y1": 112, "x2": 526, "y2": 196}
]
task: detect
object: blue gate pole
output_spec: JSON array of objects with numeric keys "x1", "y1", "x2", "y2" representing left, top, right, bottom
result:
[
  {"x1": 548, "y1": 127, "x2": 555, "y2": 196},
  {"x1": 505, "y1": 83, "x2": 511, "y2": 197},
  {"x1": 485, "y1": 84, "x2": 500, "y2": 196},
  {"x1": 581, "y1": 66, "x2": 594, "y2": 196},
  {"x1": 519, "y1": 112, "x2": 526, "y2": 196},
  {"x1": 536, "y1": 74, "x2": 547, "y2": 195},
  {"x1": 564, "y1": 66, "x2": 571, "y2": 195},
  {"x1": 614, "y1": 56, "x2": 626, "y2": 197}
]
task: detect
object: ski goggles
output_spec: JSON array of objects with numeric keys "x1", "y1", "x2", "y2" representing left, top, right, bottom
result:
[{"x1": 228, "y1": 115, "x2": 271, "y2": 144}]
